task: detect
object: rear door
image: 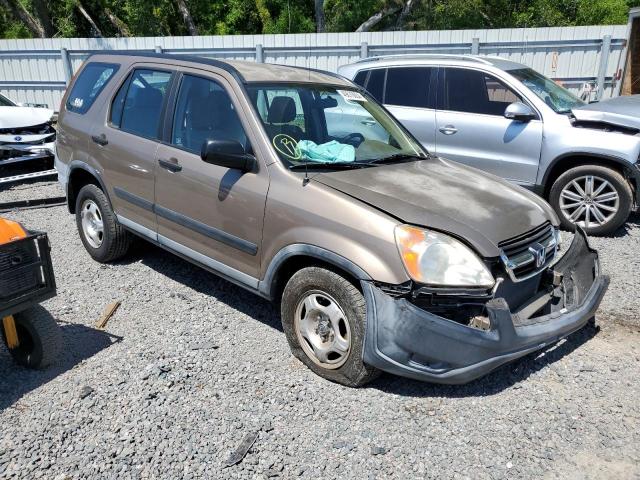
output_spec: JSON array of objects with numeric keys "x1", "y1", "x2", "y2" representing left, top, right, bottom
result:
[
  {"x1": 154, "y1": 68, "x2": 269, "y2": 281},
  {"x1": 88, "y1": 66, "x2": 174, "y2": 236},
  {"x1": 382, "y1": 67, "x2": 438, "y2": 153},
  {"x1": 434, "y1": 67, "x2": 543, "y2": 184}
]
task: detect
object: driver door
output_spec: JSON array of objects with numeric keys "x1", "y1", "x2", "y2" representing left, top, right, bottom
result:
[{"x1": 435, "y1": 67, "x2": 543, "y2": 185}]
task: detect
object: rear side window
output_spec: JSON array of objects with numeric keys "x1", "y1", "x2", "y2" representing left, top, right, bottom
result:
[
  {"x1": 171, "y1": 74, "x2": 248, "y2": 153},
  {"x1": 364, "y1": 69, "x2": 385, "y2": 103},
  {"x1": 442, "y1": 68, "x2": 523, "y2": 116},
  {"x1": 385, "y1": 67, "x2": 434, "y2": 108},
  {"x1": 66, "y1": 63, "x2": 118, "y2": 114},
  {"x1": 353, "y1": 70, "x2": 368, "y2": 87},
  {"x1": 110, "y1": 69, "x2": 172, "y2": 140}
]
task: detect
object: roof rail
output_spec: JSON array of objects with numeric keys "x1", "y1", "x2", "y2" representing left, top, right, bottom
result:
[{"x1": 355, "y1": 53, "x2": 494, "y2": 65}]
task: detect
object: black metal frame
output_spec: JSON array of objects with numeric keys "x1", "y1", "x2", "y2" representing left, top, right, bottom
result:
[{"x1": 0, "y1": 232, "x2": 56, "y2": 319}]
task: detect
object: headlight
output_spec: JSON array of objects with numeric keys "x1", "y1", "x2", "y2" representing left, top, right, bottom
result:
[{"x1": 394, "y1": 225, "x2": 495, "y2": 288}]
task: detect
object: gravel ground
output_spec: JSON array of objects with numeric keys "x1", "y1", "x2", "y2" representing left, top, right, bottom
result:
[{"x1": 0, "y1": 180, "x2": 639, "y2": 479}]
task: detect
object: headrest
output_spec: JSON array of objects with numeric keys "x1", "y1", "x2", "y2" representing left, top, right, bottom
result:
[{"x1": 267, "y1": 96, "x2": 296, "y2": 124}]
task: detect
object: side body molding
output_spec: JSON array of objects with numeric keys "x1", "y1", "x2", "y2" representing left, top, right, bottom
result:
[{"x1": 259, "y1": 244, "x2": 373, "y2": 300}]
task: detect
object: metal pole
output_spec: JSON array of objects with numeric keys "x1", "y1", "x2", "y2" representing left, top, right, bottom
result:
[
  {"x1": 471, "y1": 38, "x2": 480, "y2": 55},
  {"x1": 596, "y1": 35, "x2": 611, "y2": 100},
  {"x1": 154, "y1": 45, "x2": 163, "y2": 54},
  {"x1": 256, "y1": 44, "x2": 264, "y2": 63},
  {"x1": 60, "y1": 48, "x2": 73, "y2": 85},
  {"x1": 360, "y1": 41, "x2": 368, "y2": 59}
]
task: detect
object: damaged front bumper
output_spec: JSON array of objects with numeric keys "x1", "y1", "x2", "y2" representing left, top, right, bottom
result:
[
  {"x1": 0, "y1": 140, "x2": 55, "y2": 166},
  {"x1": 362, "y1": 228, "x2": 609, "y2": 384}
]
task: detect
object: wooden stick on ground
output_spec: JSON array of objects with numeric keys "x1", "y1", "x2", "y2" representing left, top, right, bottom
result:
[{"x1": 95, "y1": 301, "x2": 121, "y2": 329}]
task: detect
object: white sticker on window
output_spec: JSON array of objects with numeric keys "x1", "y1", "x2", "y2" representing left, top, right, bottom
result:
[
  {"x1": 72, "y1": 97, "x2": 84, "y2": 108},
  {"x1": 337, "y1": 90, "x2": 367, "y2": 103}
]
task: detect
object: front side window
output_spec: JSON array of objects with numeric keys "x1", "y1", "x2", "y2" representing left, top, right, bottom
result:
[
  {"x1": 246, "y1": 84, "x2": 425, "y2": 167},
  {"x1": 111, "y1": 69, "x2": 172, "y2": 140},
  {"x1": 67, "y1": 62, "x2": 118, "y2": 114},
  {"x1": 385, "y1": 67, "x2": 434, "y2": 109},
  {"x1": 171, "y1": 74, "x2": 248, "y2": 153},
  {"x1": 442, "y1": 68, "x2": 524, "y2": 116},
  {"x1": 508, "y1": 67, "x2": 585, "y2": 114}
]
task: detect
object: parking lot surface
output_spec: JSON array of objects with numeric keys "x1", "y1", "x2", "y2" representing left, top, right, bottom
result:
[{"x1": 0, "y1": 181, "x2": 639, "y2": 479}]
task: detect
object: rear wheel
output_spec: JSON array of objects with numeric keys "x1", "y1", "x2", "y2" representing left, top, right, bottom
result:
[
  {"x1": 281, "y1": 266, "x2": 379, "y2": 387},
  {"x1": 75, "y1": 184, "x2": 131, "y2": 262},
  {"x1": 549, "y1": 165, "x2": 633, "y2": 236},
  {"x1": 2, "y1": 306, "x2": 62, "y2": 368}
]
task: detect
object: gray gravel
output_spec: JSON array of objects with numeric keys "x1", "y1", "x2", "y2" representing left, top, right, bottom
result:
[{"x1": 1, "y1": 180, "x2": 639, "y2": 479}]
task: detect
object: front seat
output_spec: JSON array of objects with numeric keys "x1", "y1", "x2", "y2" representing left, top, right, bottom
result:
[{"x1": 265, "y1": 96, "x2": 304, "y2": 142}]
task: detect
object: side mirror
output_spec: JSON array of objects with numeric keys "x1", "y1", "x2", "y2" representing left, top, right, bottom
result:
[
  {"x1": 200, "y1": 140, "x2": 256, "y2": 172},
  {"x1": 504, "y1": 102, "x2": 537, "y2": 122}
]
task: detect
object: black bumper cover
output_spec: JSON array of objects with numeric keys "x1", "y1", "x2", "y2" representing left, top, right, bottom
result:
[{"x1": 362, "y1": 228, "x2": 609, "y2": 384}]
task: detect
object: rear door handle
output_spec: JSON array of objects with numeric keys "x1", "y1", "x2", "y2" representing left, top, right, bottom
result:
[
  {"x1": 158, "y1": 157, "x2": 182, "y2": 173},
  {"x1": 91, "y1": 133, "x2": 108, "y2": 146},
  {"x1": 438, "y1": 125, "x2": 458, "y2": 135},
  {"x1": 361, "y1": 118, "x2": 376, "y2": 126}
]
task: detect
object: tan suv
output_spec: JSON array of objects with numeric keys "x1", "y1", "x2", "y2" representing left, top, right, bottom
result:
[{"x1": 56, "y1": 53, "x2": 608, "y2": 386}]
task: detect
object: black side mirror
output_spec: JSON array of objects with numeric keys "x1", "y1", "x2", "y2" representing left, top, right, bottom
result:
[
  {"x1": 200, "y1": 140, "x2": 256, "y2": 172},
  {"x1": 504, "y1": 102, "x2": 537, "y2": 122}
]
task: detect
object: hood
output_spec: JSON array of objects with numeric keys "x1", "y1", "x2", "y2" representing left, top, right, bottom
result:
[
  {"x1": 572, "y1": 95, "x2": 640, "y2": 130},
  {"x1": 0, "y1": 106, "x2": 54, "y2": 129},
  {"x1": 313, "y1": 158, "x2": 556, "y2": 258}
]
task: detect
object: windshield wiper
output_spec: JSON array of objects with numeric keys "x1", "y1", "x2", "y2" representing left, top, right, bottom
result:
[
  {"x1": 367, "y1": 153, "x2": 427, "y2": 165},
  {"x1": 289, "y1": 161, "x2": 372, "y2": 171}
]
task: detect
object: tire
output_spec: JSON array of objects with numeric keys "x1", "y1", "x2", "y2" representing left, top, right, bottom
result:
[
  {"x1": 548, "y1": 165, "x2": 633, "y2": 236},
  {"x1": 281, "y1": 266, "x2": 380, "y2": 387},
  {"x1": 75, "y1": 184, "x2": 132, "y2": 262},
  {"x1": 2, "y1": 306, "x2": 62, "y2": 368}
]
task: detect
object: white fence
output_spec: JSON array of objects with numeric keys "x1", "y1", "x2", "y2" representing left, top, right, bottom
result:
[{"x1": 0, "y1": 25, "x2": 629, "y2": 109}]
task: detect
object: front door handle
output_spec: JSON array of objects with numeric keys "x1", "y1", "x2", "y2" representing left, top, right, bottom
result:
[
  {"x1": 91, "y1": 133, "x2": 108, "y2": 146},
  {"x1": 438, "y1": 125, "x2": 458, "y2": 135},
  {"x1": 361, "y1": 118, "x2": 377, "y2": 126},
  {"x1": 158, "y1": 157, "x2": 182, "y2": 173}
]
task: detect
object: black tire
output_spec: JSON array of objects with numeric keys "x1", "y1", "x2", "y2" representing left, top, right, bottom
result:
[
  {"x1": 548, "y1": 165, "x2": 633, "y2": 236},
  {"x1": 75, "y1": 184, "x2": 132, "y2": 262},
  {"x1": 281, "y1": 266, "x2": 380, "y2": 387},
  {"x1": 2, "y1": 306, "x2": 62, "y2": 368}
]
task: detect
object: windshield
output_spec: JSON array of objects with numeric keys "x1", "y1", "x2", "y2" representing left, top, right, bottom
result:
[
  {"x1": 509, "y1": 68, "x2": 585, "y2": 114},
  {"x1": 245, "y1": 84, "x2": 426, "y2": 167},
  {"x1": 0, "y1": 94, "x2": 15, "y2": 107}
]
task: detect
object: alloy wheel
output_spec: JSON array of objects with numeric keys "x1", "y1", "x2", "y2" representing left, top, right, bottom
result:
[
  {"x1": 294, "y1": 290, "x2": 351, "y2": 369},
  {"x1": 559, "y1": 175, "x2": 619, "y2": 229}
]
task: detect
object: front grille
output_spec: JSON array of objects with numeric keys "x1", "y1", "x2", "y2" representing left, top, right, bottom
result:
[{"x1": 499, "y1": 222, "x2": 559, "y2": 282}]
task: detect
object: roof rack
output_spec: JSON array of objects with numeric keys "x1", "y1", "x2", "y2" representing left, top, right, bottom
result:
[{"x1": 355, "y1": 53, "x2": 494, "y2": 65}]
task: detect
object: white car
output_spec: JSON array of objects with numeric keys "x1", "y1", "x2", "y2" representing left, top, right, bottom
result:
[{"x1": 0, "y1": 93, "x2": 56, "y2": 167}]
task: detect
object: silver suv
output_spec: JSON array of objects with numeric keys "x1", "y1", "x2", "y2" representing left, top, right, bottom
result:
[{"x1": 339, "y1": 54, "x2": 640, "y2": 236}]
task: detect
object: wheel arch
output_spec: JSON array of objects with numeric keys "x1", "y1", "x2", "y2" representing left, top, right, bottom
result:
[
  {"x1": 542, "y1": 153, "x2": 638, "y2": 199},
  {"x1": 66, "y1": 162, "x2": 111, "y2": 214},
  {"x1": 259, "y1": 244, "x2": 372, "y2": 302}
]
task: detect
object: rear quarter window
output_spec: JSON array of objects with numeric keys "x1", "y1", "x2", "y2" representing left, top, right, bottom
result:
[{"x1": 66, "y1": 62, "x2": 119, "y2": 114}]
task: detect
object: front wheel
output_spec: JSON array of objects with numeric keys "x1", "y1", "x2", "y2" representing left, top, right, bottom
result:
[
  {"x1": 280, "y1": 267, "x2": 380, "y2": 387},
  {"x1": 548, "y1": 165, "x2": 633, "y2": 236}
]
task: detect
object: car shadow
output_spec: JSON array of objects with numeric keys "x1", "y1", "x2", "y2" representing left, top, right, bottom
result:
[
  {"x1": 609, "y1": 210, "x2": 640, "y2": 238},
  {"x1": 125, "y1": 240, "x2": 282, "y2": 332},
  {"x1": 368, "y1": 319, "x2": 600, "y2": 397},
  {"x1": 0, "y1": 320, "x2": 121, "y2": 411}
]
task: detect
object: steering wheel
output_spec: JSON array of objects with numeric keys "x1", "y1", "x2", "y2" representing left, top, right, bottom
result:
[{"x1": 339, "y1": 133, "x2": 365, "y2": 148}]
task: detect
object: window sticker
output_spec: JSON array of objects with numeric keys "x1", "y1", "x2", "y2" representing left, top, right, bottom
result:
[
  {"x1": 337, "y1": 90, "x2": 367, "y2": 103},
  {"x1": 272, "y1": 134, "x2": 301, "y2": 160},
  {"x1": 72, "y1": 97, "x2": 84, "y2": 108}
]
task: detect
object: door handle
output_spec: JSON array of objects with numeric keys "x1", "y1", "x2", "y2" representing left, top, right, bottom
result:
[
  {"x1": 438, "y1": 125, "x2": 458, "y2": 135},
  {"x1": 361, "y1": 118, "x2": 376, "y2": 126},
  {"x1": 158, "y1": 157, "x2": 182, "y2": 173},
  {"x1": 91, "y1": 133, "x2": 108, "y2": 146}
]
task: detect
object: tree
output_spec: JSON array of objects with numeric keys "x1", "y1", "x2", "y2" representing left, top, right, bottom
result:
[
  {"x1": 315, "y1": 0, "x2": 325, "y2": 32},
  {"x1": 175, "y1": 0, "x2": 198, "y2": 35},
  {"x1": 0, "y1": 0, "x2": 46, "y2": 37}
]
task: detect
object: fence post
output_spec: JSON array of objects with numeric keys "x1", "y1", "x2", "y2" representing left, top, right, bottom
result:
[
  {"x1": 256, "y1": 44, "x2": 264, "y2": 63},
  {"x1": 360, "y1": 41, "x2": 368, "y2": 59},
  {"x1": 471, "y1": 38, "x2": 480, "y2": 55},
  {"x1": 154, "y1": 45, "x2": 163, "y2": 53},
  {"x1": 60, "y1": 48, "x2": 73, "y2": 85},
  {"x1": 596, "y1": 34, "x2": 611, "y2": 100}
]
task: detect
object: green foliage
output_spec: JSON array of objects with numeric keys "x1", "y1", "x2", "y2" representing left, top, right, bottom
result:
[{"x1": 0, "y1": 0, "x2": 637, "y2": 39}]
